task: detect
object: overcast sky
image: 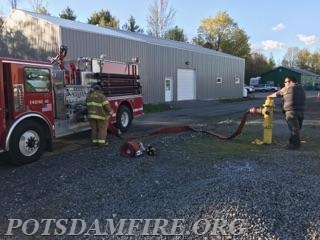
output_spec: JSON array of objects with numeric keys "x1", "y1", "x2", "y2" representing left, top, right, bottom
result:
[{"x1": 1, "y1": 0, "x2": 319, "y2": 63}]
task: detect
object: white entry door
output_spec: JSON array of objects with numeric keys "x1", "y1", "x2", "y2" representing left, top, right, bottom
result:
[
  {"x1": 165, "y1": 77, "x2": 173, "y2": 102},
  {"x1": 177, "y1": 69, "x2": 196, "y2": 101}
]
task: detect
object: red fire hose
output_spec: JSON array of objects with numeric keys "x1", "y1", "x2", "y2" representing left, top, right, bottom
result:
[
  {"x1": 118, "y1": 110, "x2": 253, "y2": 157},
  {"x1": 196, "y1": 110, "x2": 250, "y2": 140},
  {"x1": 120, "y1": 141, "x2": 141, "y2": 157}
]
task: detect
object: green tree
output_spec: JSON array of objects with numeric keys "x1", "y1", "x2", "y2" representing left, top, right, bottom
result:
[
  {"x1": 296, "y1": 48, "x2": 310, "y2": 70},
  {"x1": 164, "y1": 25, "x2": 187, "y2": 42},
  {"x1": 193, "y1": 11, "x2": 250, "y2": 58},
  {"x1": 147, "y1": 0, "x2": 176, "y2": 37},
  {"x1": 220, "y1": 28, "x2": 250, "y2": 58},
  {"x1": 122, "y1": 16, "x2": 143, "y2": 33},
  {"x1": 281, "y1": 47, "x2": 320, "y2": 74},
  {"x1": 245, "y1": 52, "x2": 275, "y2": 84},
  {"x1": 296, "y1": 49, "x2": 320, "y2": 74},
  {"x1": 309, "y1": 52, "x2": 320, "y2": 74},
  {"x1": 268, "y1": 54, "x2": 276, "y2": 68},
  {"x1": 59, "y1": 6, "x2": 77, "y2": 20},
  {"x1": 35, "y1": 5, "x2": 49, "y2": 14},
  {"x1": 30, "y1": 0, "x2": 50, "y2": 15},
  {"x1": 88, "y1": 9, "x2": 119, "y2": 28}
]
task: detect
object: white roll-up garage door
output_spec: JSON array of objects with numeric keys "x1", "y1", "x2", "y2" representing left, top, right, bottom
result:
[{"x1": 177, "y1": 69, "x2": 196, "y2": 101}]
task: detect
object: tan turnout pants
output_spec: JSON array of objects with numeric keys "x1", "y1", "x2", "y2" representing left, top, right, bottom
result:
[{"x1": 88, "y1": 117, "x2": 110, "y2": 145}]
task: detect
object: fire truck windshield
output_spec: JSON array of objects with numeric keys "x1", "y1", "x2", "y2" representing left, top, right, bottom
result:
[{"x1": 24, "y1": 67, "x2": 50, "y2": 92}]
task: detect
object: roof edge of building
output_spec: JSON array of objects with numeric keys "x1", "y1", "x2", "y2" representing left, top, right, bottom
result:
[{"x1": 11, "y1": 9, "x2": 244, "y2": 61}]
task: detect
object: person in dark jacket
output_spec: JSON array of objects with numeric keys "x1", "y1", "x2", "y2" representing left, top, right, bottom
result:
[
  {"x1": 268, "y1": 76, "x2": 306, "y2": 150},
  {"x1": 86, "y1": 84, "x2": 113, "y2": 146}
]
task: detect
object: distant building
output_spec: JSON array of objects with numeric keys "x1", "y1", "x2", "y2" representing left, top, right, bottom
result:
[
  {"x1": 261, "y1": 66, "x2": 320, "y2": 90},
  {"x1": 2, "y1": 9, "x2": 245, "y2": 103}
]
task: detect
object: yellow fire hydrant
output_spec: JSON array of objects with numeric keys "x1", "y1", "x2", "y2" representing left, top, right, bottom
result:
[
  {"x1": 249, "y1": 98, "x2": 275, "y2": 144},
  {"x1": 261, "y1": 98, "x2": 274, "y2": 144}
]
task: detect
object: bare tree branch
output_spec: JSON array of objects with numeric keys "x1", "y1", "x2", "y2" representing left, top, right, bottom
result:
[
  {"x1": 8, "y1": 0, "x2": 18, "y2": 9},
  {"x1": 147, "y1": 0, "x2": 175, "y2": 37}
]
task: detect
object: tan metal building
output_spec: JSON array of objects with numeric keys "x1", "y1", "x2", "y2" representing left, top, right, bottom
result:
[{"x1": 2, "y1": 9, "x2": 245, "y2": 103}]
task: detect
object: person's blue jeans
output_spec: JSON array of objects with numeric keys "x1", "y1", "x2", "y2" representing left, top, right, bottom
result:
[{"x1": 285, "y1": 111, "x2": 304, "y2": 147}]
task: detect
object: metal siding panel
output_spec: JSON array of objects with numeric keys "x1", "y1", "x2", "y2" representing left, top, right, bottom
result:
[
  {"x1": 3, "y1": 11, "x2": 59, "y2": 60},
  {"x1": 148, "y1": 45, "x2": 162, "y2": 103},
  {"x1": 204, "y1": 55, "x2": 211, "y2": 99},
  {"x1": 143, "y1": 45, "x2": 182, "y2": 103}
]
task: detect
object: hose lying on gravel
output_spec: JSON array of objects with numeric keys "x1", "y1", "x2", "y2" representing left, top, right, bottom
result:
[{"x1": 119, "y1": 111, "x2": 251, "y2": 157}]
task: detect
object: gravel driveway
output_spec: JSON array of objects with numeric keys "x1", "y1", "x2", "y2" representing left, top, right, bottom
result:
[{"x1": 0, "y1": 95, "x2": 320, "y2": 240}]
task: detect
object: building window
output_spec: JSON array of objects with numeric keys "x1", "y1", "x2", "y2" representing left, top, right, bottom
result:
[
  {"x1": 24, "y1": 67, "x2": 50, "y2": 92},
  {"x1": 216, "y1": 77, "x2": 222, "y2": 84}
]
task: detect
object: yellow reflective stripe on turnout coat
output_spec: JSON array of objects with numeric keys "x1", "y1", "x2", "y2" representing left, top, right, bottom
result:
[{"x1": 86, "y1": 90, "x2": 112, "y2": 120}]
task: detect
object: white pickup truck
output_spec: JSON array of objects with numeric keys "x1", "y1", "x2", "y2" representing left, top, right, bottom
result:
[{"x1": 254, "y1": 84, "x2": 278, "y2": 92}]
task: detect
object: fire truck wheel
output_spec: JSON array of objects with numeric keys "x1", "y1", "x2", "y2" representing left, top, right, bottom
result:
[
  {"x1": 116, "y1": 105, "x2": 132, "y2": 132},
  {"x1": 8, "y1": 120, "x2": 46, "y2": 165}
]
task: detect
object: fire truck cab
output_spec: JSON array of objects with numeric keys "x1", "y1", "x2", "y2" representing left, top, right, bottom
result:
[{"x1": 0, "y1": 47, "x2": 143, "y2": 165}]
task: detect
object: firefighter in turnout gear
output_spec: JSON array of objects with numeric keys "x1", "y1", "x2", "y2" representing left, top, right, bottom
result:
[{"x1": 86, "y1": 84, "x2": 113, "y2": 146}]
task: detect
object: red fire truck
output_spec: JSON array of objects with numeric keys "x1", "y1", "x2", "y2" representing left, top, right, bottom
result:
[{"x1": 0, "y1": 46, "x2": 143, "y2": 165}]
